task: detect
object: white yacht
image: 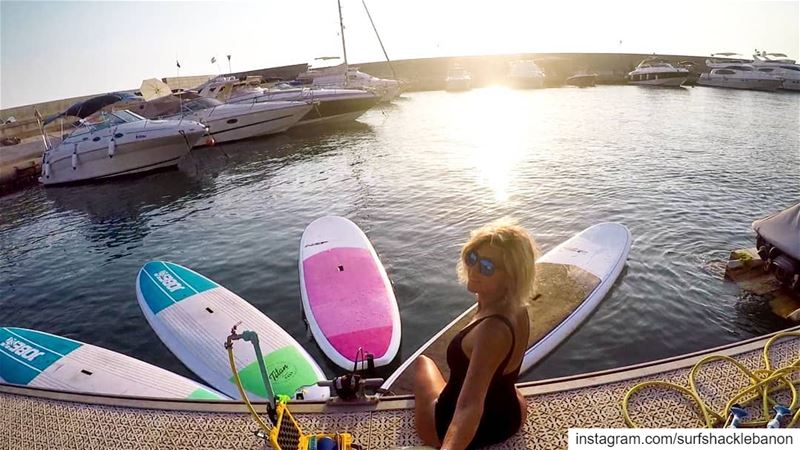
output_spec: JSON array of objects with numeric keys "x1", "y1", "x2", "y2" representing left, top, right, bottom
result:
[
  {"x1": 697, "y1": 65, "x2": 783, "y2": 92},
  {"x1": 705, "y1": 52, "x2": 753, "y2": 68},
  {"x1": 751, "y1": 51, "x2": 800, "y2": 91},
  {"x1": 627, "y1": 58, "x2": 689, "y2": 87},
  {"x1": 136, "y1": 92, "x2": 312, "y2": 144},
  {"x1": 38, "y1": 94, "x2": 207, "y2": 186},
  {"x1": 445, "y1": 66, "x2": 472, "y2": 91},
  {"x1": 508, "y1": 60, "x2": 545, "y2": 88},
  {"x1": 194, "y1": 77, "x2": 381, "y2": 126},
  {"x1": 297, "y1": 64, "x2": 401, "y2": 103},
  {"x1": 565, "y1": 71, "x2": 598, "y2": 87},
  {"x1": 754, "y1": 51, "x2": 796, "y2": 64}
]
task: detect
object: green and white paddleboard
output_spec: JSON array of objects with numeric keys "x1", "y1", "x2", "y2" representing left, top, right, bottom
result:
[
  {"x1": 0, "y1": 327, "x2": 225, "y2": 400},
  {"x1": 136, "y1": 261, "x2": 328, "y2": 401}
]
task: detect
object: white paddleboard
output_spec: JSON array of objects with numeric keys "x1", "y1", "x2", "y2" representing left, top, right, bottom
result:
[
  {"x1": 382, "y1": 222, "x2": 631, "y2": 394},
  {"x1": 136, "y1": 261, "x2": 329, "y2": 401},
  {"x1": 0, "y1": 327, "x2": 226, "y2": 399},
  {"x1": 299, "y1": 216, "x2": 401, "y2": 369}
]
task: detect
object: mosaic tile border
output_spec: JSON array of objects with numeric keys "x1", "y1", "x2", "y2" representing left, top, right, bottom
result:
[{"x1": 1, "y1": 327, "x2": 797, "y2": 449}]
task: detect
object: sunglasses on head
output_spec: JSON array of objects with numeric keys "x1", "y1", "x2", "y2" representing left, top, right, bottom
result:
[{"x1": 465, "y1": 250, "x2": 498, "y2": 277}]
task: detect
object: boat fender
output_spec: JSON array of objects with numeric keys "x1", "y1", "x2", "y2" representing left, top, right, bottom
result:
[
  {"x1": 108, "y1": 139, "x2": 116, "y2": 158},
  {"x1": 767, "y1": 405, "x2": 792, "y2": 428},
  {"x1": 43, "y1": 162, "x2": 50, "y2": 178},
  {"x1": 71, "y1": 152, "x2": 78, "y2": 170}
]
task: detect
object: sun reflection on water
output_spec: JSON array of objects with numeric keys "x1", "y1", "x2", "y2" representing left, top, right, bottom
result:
[{"x1": 448, "y1": 86, "x2": 552, "y2": 203}]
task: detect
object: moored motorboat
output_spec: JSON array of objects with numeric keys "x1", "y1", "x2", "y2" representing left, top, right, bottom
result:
[
  {"x1": 753, "y1": 203, "x2": 800, "y2": 291},
  {"x1": 445, "y1": 65, "x2": 472, "y2": 91},
  {"x1": 38, "y1": 93, "x2": 207, "y2": 186},
  {"x1": 697, "y1": 65, "x2": 783, "y2": 92},
  {"x1": 508, "y1": 60, "x2": 545, "y2": 88},
  {"x1": 136, "y1": 90, "x2": 312, "y2": 143},
  {"x1": 627, "y1": 57, "x2": 688, "y2": 87},
  {"x1": 565, "y1": 71, "x2": 597, "y2": 87},
  {"x1": 298, "y1": 64, "x2": 401, "y2": 103},
  {"x1": 751, "y1": 50, "x2": 800, "y2": 91},
  {"x1": 196, "y1": 77, "x2": 381, "y2": 126}
]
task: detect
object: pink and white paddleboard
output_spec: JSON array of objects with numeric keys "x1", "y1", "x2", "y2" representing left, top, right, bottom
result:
[{"x1": 299, "y1": 216, "x2": 401, "y2": 370}]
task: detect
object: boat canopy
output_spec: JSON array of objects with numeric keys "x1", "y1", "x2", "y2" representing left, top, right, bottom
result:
[
  {"x1": 753, "y1": 203, "x2": 800, "y2": 260},
  {"x1": 44, "y1": 93, "x2": 140, "y2": 125}
]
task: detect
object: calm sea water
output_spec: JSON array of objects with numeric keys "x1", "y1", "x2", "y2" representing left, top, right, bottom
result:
[{"x1": 1, "y1": 86, "x2": 798, "y2": 384}]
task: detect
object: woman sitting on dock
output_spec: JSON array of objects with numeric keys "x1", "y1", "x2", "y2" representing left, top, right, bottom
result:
[{"x1": 414, "y1": 219, "x2": 536, "y2": 449}]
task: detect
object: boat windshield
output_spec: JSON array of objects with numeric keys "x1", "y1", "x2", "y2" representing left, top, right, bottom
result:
[
  {"x1": 111, "y1": 110, "x2": 146, "y2": 123},
  {"x1": 82, "y1": 110, "x2": 145, "y2": 132},
  {"x1": 638, "y1": 60, "x2": 671, "y2": 68},
  {"x1": 182, "y1": 97, "x2": 223, "y2": 112}
]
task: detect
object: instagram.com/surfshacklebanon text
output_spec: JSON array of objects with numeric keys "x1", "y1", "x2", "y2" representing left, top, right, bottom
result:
[{"x1": 568, "y1": 428, "x2": 797, "y2": 449}]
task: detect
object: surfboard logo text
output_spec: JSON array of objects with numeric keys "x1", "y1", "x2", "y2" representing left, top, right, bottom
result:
[
  {"x1": 155, "y1": 270, "x2": 184, "y2": 292},
  {"x1": 268, "y1": 362, "x2": 297, "y2": 382},
  {"x1": 2, "y1": 337, "x2": 45, "y2": 362}
]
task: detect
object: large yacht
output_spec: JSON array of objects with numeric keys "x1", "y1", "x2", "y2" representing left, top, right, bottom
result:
[
  {"x1": 38, "y1": 94, "x2": 207, "y2": 186},
  {"x1": 751, "y1": 51, "x2": 800, "y2": 91},
  {"x1": 195, "y1": 77, "x2": 382, "y2": 126},
  {"x1": 753, "y1": 51, "x2": 796, "y2": 64},
  {"x1": 627, "y1": 58, "x2": 689, "y2": 87},
  {"x1": 445, "y1": 65, "x2": 472, "y2": 91},
  {"x1": 136, "y1": 92, "x2": 312, "y2": 144},
  {"x1": 508, "y1": 60, "x2": 545, "y2": 88},
  {"x1": 697, "y1": 65, "x2": 783, "y2": 92},
  {"x1": 705, "y1": 52, "x2": 753, "y2": 68}
]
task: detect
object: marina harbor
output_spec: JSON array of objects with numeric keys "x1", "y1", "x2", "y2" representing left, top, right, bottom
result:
[{"x1": 1, "y1": 1, "x2": 798, "y2": 449}]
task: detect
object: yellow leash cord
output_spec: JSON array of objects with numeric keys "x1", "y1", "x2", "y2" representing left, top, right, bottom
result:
[
  {"x1": 227, "y1": 340, "x2": 274, "y2": 437},
  {"x1": 622, "y1": 331, "x2": 800, "y2": 428}
]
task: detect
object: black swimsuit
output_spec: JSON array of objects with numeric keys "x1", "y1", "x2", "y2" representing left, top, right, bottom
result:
[{"x1": 434, "y1": 314, "x2": 524, "y2": 449}]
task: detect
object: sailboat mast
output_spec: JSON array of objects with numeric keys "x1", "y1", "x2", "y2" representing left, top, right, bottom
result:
[
  {"x1": 362, "y1": 0, "x2": 397, "y2": 80},
  {"x1": 337, "y1": 0, "x2": 348, "y2": 66}
]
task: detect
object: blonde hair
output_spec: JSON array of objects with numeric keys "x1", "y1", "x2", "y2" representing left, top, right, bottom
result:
[{"x1": 457, "y1": 218, "x2": 539, "y2": 305}]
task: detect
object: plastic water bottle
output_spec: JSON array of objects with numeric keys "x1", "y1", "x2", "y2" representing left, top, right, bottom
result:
[
  {"x1": 316, "y1": 436, "x2": 338, "y2": 450},
  {"x1": 728, "y1": 406, "x2": 748, "y2": 428},
  {"x1": 767, "y1": 405, "x2": 791, "y2": 429}
]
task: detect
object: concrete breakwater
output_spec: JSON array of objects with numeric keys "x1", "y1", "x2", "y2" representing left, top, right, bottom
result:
[
  {"x1": 0, "y1": 138, "x2": 60, "y2": 193},
  {"x1": 356, "y1": 52, "x2": 711, "y2": 90}
]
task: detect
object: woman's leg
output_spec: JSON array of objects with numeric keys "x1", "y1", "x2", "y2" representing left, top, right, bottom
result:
[{"x1": 413, "y1": 355, "x2": 446, "y2": 448}]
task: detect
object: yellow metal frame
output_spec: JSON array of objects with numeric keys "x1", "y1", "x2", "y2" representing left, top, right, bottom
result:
[{"x1": 269, "y1": 399, "x2": 353, "y2": 450}]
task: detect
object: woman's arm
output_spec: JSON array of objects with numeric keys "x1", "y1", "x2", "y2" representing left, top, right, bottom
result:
[{"x1": 440, "y1": 318, "x2": 512, "y2": 450}]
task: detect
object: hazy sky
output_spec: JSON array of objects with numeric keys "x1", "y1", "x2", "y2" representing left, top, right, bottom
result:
[{"x1": 1, "y1": 0, "x2": 798, "y2": 108}]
